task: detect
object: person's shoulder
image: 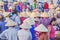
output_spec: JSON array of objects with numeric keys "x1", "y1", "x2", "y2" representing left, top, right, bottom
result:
[
  {"x1": 1, "y1": 29, "x2": 8, "y2": 33},
  {"x1": 18, "y1": 30, "x2": 23, "y2": 33}
]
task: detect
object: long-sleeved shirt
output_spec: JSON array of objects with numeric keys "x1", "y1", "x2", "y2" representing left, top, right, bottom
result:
[
  {"x1": 18, "y1": 29, "x2": 32, "y2": 40},
  {"x1": 0, "y1": 27, "x2": 18, "y2": 40},
  {"x1": 10, "y1": 14, "x2": 20, "y2": 30},
  {"x1": 40, "y1": 18, "x2": 51, "y2": 26}
]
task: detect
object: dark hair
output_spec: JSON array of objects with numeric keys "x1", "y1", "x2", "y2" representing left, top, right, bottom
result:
[
  {"x1": 0, "y1": 15, "x2": 4, "y2": 21},
  {"x1": 50, "y1": 17, "x2": 56, "y2": 25},
  {"x1": 27, "y1": 3, "x2": 30, "y2": 5},
  {"x1": 12, "y1": 9, "x2": 18, "y2": 14}
]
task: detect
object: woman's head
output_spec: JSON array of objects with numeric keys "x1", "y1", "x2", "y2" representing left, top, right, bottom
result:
[
  {"x1": 50, "y1": 17, "x2": 56, "y2": 25},
  {"x1": 0, "y1": 14, "x2": 4, "y2": 21}
]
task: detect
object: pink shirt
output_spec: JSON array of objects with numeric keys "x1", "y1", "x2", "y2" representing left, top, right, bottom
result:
[
  {"x1": 34, "y1": 22, "x2": 40, "y2": 37},
  {"x1": 47, "y1": 25, "x2": 55, "y2": 38}
]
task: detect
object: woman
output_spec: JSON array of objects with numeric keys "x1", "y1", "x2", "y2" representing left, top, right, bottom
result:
[
  {"x1": 4, "y1": 1, "x2": 8, "y2": 12},
  {"x1": 0, "y1": 19, "x2": 18, "y2": 40},
  {"x1": 34, "y1": 24, "x2": 48, "y2": 40},
  {"x1": 0, "y1": 14, "x2": 6, "y2": 33},
  {"x1": 18, "y1": 22, "x2": 32, "y2": 40},
  {"x1": 47, "y1": 17, "x2": 56, "y2": 40},
  {"x1": 40, "y1": 12, "x2": 51, "y2": 27},
  {"x1": 48, "y1": 0, "x2": 55, "y2": 18},
  {"x1": 34, "y1": 17, "x2": 40, "y2": 40},
  {"x1": 44, "y1": 0, "x2": 49, "y2": 12},
  {"x1": 23, "y1": 17, "x2": 35, "y2": 40},
  {"x1": 10, "y1": 10, "x2": 20, "y2": 30}
]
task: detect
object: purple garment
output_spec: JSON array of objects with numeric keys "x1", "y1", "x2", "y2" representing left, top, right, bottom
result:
[{"x1": 40, "y1": 18, "x2": 51, "y2": 26}]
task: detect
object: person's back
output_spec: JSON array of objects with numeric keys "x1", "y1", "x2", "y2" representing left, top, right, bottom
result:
[
  {"x1": 0, "y1": 27, "x2": 18, "y2": 40},
  {"x1": 18, "y1": 29, "x2": 32, "y2": 40}
]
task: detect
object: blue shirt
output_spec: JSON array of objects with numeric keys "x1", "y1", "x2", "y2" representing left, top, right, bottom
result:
[
  {"x1": 15, "y1": 5, "x2": 20, "y2": 12},
  {"x1": 0, "y1": 21, "x2": 7, "y2": 33},
  {"x1": 30, "y1": 25, "x2": 36, "y2": 40}
]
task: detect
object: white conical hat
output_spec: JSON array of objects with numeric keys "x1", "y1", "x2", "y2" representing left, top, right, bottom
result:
[
  {"x1": 5, "y1": 17, "x2": 11, "y2": 22},
  {"x1": 34, "y1": 24, "x2": 48, "y2": 32},
  {"x1": 36, "y1": 12, "x2": 40, "y2": 17},
  {"x1": 0, "y1": 1, "x2": 4, "y2": 6},
  {"x1": 5, "y1": 19, "x2": 17, "y2": 27},
  {"x1": 13, "y1": 2, "x2": 18, "y2": 5},
  {"x1": 3, "y1": 12, "x2": 10, "y2": 17},
  {"x1": 9, "y1": 6, "x2": 13, "y2": 10},
  {"x1": 19, "y1": 12, "x2": 28, "y2": 17},
  {"x1": 49, "y1": 3, "x2": 54, "y2": 9},
  {"x1": 56, "y1": 7, "x2": 60, "y2": 11},
  {"x1": 40, "y1": 12, "x2": 49, "y2": 17},
  {"x1": 20, "y1": 22, "x2": 32, "y2": 29},
  {"x1": 32, "y1": 9, "x2": 38, "y2": 12},
  {"x1": 30, "y1": 12, "x2": 37, "y2": 18},
  {"x1": 26, "y1": 12, "x2": 31, "y2": 17},
  {"x1": 26, "y1": 8, "x2": 31, "y2": 17},
  {"x1": 32, "y1": 9, "x2": 40, "y2": 17},
  {"x1": 23, "y1": 18, "x2": 35, "y2": 25}
]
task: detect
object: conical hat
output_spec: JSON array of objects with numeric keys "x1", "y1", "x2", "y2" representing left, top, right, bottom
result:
[
  {"x1": 32, "y1": 9, "x2": 40, "y2": 17},
  {"x1": 23, "y1": 18, "x2": 35, "y2": 25},
  {"x1": 0, "y1": 1, "x2": 4, "y2": 6},
  {"x1": 34, "y1": 24, "x2": 48, "y2": 32},
  {"x1": 3, "y1": 12, "x2": 10, "y2": 17},
  {"x1": 5, "y1": 19, "x2": 17, "y2": 27},
  {"x1": 32, "y1": 9, "x2": 38, "y2": 12},
  {"x1": 26, "y1": 12, "x2": 31, "y2": 17},
  {"x1": 40, "y1": 12, "x2": 49, "y2": 17},
  {"x1": 26, "y1": 8, "x2": 31, "y2": 17},
  {"x1": 13, "y1": 2, "x2": 18, "y2": 5},
  {"x1": 56, "y1": 7, "x2": 60, "y2": 11},
  {"x1": 20, "y1": 22, "x2": 32, "y2": 29},
  {"x1": 36, "y1": 12, "x2": 40, "y2": 17},
  {"x1": 19, "y1": 12, "x2": 28, "y2": 17},
  {"x1": 5, "y1": 17, "x2": 11, "y2": 22},
  {"x1": 30, "y1": 12, "x2": 37, "y2": 18},
  {"x1": 49, "y1": 3, "x2": 54, "y2": 9},
  {"x1": 9, "y1": 6, "x2": 13, "y2": 10}
]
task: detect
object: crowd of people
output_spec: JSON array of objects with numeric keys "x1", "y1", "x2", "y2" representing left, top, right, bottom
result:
[{"x1": 0, "y1": 0, "x2": 60, "y2": 40}]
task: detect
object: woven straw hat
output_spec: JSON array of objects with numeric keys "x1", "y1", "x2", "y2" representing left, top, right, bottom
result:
[{"x1": 34, "y1": 24, "x2": 48, "y2": 32}]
